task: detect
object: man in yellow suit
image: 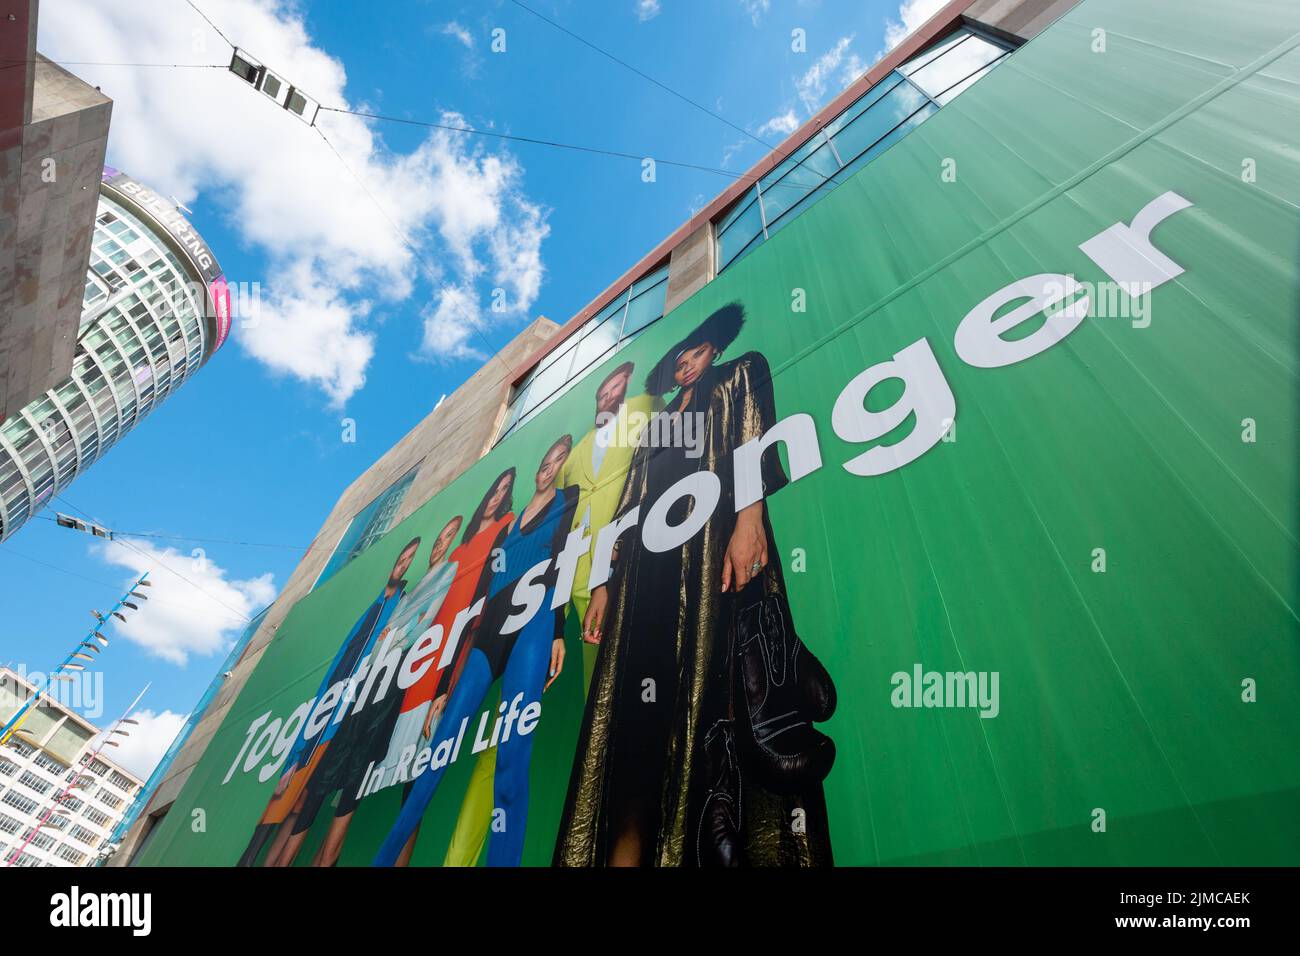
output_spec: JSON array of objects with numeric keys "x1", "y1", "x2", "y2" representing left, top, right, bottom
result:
[
  {"x1": 560, "y1": 361, "x2": 660, "y2": 688},
  {"x1": 441, "y1": 360, "x2": 659, "y2": 866}
]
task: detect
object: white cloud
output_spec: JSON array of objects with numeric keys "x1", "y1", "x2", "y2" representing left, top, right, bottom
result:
[
  {"x1": 442, "y1": 21, "x2": 474, "y2": 48},
  {"x1": 796, "y1": 35, "x2": 859, "y2": 114},
  {"x1": 39, "y1": 0, "x2": 548, "y2": 405},
  {"x1": 720, "y1": 136, "x2": 749, "y2": 169},
  {"x1": 240, "y1": 261, "x2": 374, "y2": 406},
  {"x1": 883, "y1": 0, "x2": 949, "y2": 52},
  {"x1": 757, "y1": 109, "x2": 800, "y2": 138},
  {"x1": 740, "y1": 0, "x2": 771, "y2": 25},
  {"x1": 840, "y1": 51, "x2": 867, "y2": 87},
  {"x1": 422, "y1": 284, "x2": 485, "y2": 361},
  {"x1": 96, "y1": 708, "x2": 189, "y2": 779},
  {"x1": 636, "y1": 0, "x2": 662, "y2": 22},
  {"x1": 93, "y1": 539, "x2": 276, "y2": 666},
  {"x1": 491, "y1": 197, "x2": 548, "y2": 314}
]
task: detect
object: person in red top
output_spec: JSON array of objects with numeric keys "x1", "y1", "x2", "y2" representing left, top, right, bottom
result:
[{"x1": 382, "y1": 466, "x2": 515, "y2": 865}]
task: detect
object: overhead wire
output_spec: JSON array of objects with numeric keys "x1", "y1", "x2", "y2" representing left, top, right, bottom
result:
[
  {"x1": 316, "y1": 105, "x2": 745, "y2": 180},
  {"x1": 506, "y1": 0, "x2": 777, "y2": 155},
  {"x1": 14, "y1": 1, "x2": 827, "y2": 572},
  {"x1": 180, "y1": 0, "x2": 538, "y2": 455},
  {"x1": 0, "y1": 544, "x2": 250, "y2": 620},
  {"x1": 503, "y1": 0, "x2": 846, "y2": 190},
  {"x1": 0, "y1": 57, "x2": 227, "y2": 68},
  {"x1": 184, "y1": 0, "x2": 236, "y2": 49},
  {"x1": 53, "y1": 496, "x2": 253, "y2": 624}
]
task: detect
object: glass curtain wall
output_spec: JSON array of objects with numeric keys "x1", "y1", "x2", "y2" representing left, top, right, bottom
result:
[
  {"x1": 0, "y1": 196, "x2": 209, "y2": 540},
  {"x1": 716, "y1": 27, "x2": 1012, "y2": 272}
]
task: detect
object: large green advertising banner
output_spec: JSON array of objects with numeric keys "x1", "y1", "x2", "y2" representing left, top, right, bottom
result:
[{"x1": 138, "y1": 0, "x2": 1299, "y2": 866}]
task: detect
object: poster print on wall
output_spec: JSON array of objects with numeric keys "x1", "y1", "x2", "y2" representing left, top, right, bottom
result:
[{"x1": 135, "y1": 0, "x2": 1300, "y2": 867}]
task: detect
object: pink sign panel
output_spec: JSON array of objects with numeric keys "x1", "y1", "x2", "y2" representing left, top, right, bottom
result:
[{"x1": 210, "y1": 276, "x2": 232, "y2": 351}]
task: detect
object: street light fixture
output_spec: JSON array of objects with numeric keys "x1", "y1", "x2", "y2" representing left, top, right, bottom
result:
[{"x1": 226, "y1": 47, "x2": 320, "y2": 125}]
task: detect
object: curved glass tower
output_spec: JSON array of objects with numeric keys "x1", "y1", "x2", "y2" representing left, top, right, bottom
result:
[{"x1": 0, "y1": 168, "x2": 231, "y2": 540}]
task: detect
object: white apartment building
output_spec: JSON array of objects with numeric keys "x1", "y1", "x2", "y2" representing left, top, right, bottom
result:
[{"x1": 0, "y1": 667, "x2": 142, "y2": 867}]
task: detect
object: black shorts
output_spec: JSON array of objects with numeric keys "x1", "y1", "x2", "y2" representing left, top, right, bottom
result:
[{"x1": 290, "y1": 692, "x2": 403, "y2": 834}]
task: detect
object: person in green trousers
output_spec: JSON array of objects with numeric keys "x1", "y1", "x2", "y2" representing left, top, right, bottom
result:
[{"x1": 440, "y1": 361, "x2": 658, "y2": 867}]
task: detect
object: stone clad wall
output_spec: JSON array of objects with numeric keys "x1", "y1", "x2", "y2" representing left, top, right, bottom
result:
[{"x1": 1, "y1": 53, "x2": 111, "y2": 421}]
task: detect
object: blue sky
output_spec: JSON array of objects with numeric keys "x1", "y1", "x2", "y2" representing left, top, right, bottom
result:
[{"x1": 3, "y1": 0, "x2": 938, "y2": 777}]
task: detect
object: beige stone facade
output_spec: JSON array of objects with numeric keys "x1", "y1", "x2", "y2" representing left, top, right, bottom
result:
[{"x1": 1, "y1": 20, "x2": 112, "y2": 421}]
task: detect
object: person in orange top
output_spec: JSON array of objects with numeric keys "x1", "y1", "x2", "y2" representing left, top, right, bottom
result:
[{"x1": 379, "y1": 466, "x2": 516, "y2": 865}]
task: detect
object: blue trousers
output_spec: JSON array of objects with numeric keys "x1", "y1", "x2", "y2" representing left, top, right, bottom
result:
[{"x1": 373, "y1": 626, "x2": 551, "y2": 866}]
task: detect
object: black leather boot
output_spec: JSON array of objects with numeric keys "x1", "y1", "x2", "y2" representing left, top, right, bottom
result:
[
  {"x1": 733, "y1": 591, "x2": 836, "y2": 794},
  {"x1": 697, "y1": 720, "x2": 745, "y2": 867}
]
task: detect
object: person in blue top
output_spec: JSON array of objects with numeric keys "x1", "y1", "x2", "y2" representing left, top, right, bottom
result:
[
  {"x1": 237, "y1": 536, "x2": 422, "y2": 867},
  {"x1": 254, "y1": 536, "x2": 420, "y2": 867},
  {"x1": 370, "y1": 514, "x2": 464, "y2": 795},
  {"x1": 297, "y1": 518, "x2": 469, "y2": 868},
  {"x1": 374, "y1": 436, "x2": 577, "y2": 867}
]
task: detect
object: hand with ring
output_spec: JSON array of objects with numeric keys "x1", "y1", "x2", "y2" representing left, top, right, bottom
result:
[{"x1": 722, "y1": 502, "x2": 769, "y2": 593}]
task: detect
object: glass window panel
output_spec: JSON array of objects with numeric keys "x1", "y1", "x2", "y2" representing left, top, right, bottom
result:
[
  {"x1": 314, "y1": 467, "x2": 419, "y2": 588},
  {"x1": 1, "y1": 470, "x2": 26, "y2": 498},
  {"x1": 935, "y1": 60, "x2": 1000, "y2": 105},
  {"x1": 728, "y1": 232, "x2": 765, "y2": 271},
  {"x1": 762, "y1": 142, "x2": 841, "y2": 211},
  {"x1": 760, "y1": 168, "x2": 826, "y2": 224},
  {"x1": 765, "y1": 181, "x2": 839, "y2": 238},
  {"x1": 523, "y1": 338, "x2": 578, "y2": 415},
  {"x1": 496, "y1": 391, "x2": 528, "y2": 444},
  {"x1": 761, "y1": 132, "x2": 824, "y2": 190},
  {"x1": 838, "y1": 102, "x2": 938, "y2": 179},
  {"x1": 899, "y1": 30, "x2": 971, "y2": 75},
  {"x1": 570, "y1": 308, "x2": 623, "y2": 380},
  {"x1": 2, "y1": 418, "x2": 35, "y2": 454},
  {"x1": 908, "y1": 34, "x2": 1005, "y2": 99},
  {"x1": 824, "y1": 71, "x2": 906, "y2": 138},
  {"x1": 716, "y1": 187, "x2": 760, "y2": 232},
  {"x1": 623, "y1": 274, "x2": 669, "y2": 337},
  {"x1": 798, "y1": 138, "x2": 844, "y2": 184},
  {"x1": 592, "y1": 292, "x2": 629, "y2": 328},
  {"x1": 80, "y1": 364, "x2": 106, "y2": 396},
  {"x1": 56, "y1": 382, "x2": 86, "y2": 412},
  {"x1": 520, "y1": 372, "x2": 583, "y2": 429},
  {"x1": 717, "y1": 198, "x2": 765, "y2": 271},
  {"x1": 829, "y1": 80, "x2": 930, "y2": 165},
  {"x1": 631, "y1": 263, "x2": 668, "y2": 297}
]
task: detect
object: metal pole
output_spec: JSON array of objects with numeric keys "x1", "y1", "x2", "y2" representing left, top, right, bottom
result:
[{"x1": 4, "y1": 683, "x2": 149, "y2": 867}]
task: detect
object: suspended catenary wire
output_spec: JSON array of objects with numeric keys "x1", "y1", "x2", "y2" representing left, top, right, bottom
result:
[
  {"x1": 185, "y1": 0, "x2": 236, "y2": 49},
  {"x1": 52, "y1": 496, "x2": 252, "y2": 624},
  {"x1": 317, "y1": 106, "x2": 744, "y2": 180}
]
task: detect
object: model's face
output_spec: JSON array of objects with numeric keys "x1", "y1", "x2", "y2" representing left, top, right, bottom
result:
[
  {"x1": 485, "y1": 475, "x2": 511, "y2": 517},
  {"x1": 595, "y1": 371, "x2": 631, "y2": 421},
  {"x1": 674, "y1": 342, "x2": 716, "y2": 388},
  {"x1": 430, "y1": 521, "x2": 460, "y2": 565},
  {"x1": 535, "y1": 444, "x2": 569, "y2": 492},
  {"x1": 392, "y1": 545, "x2": 418, "y2": 583}
]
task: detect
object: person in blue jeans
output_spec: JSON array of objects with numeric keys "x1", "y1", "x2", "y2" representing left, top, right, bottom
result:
[{"x1": 374, "y1": 435, "x2": 577, "y2": 866}]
